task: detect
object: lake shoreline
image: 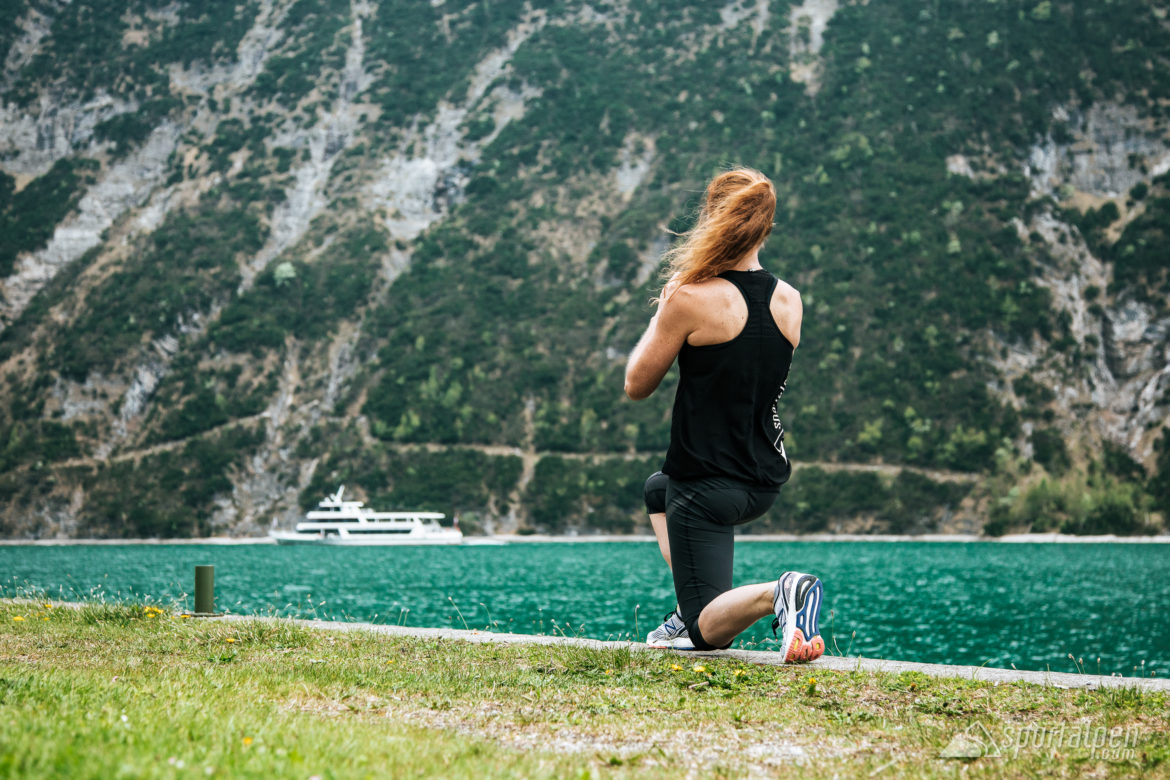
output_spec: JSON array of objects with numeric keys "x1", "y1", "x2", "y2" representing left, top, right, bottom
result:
[{"x1": 3, "y1": 532, "x2": 1169, "y2": 545}]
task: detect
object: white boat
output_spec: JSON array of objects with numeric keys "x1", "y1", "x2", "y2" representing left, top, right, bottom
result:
[{"x1": 270, "y1": 486, "x2": 463, "y2": 546}]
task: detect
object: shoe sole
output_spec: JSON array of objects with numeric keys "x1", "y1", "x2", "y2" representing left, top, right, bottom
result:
[
  {"x1": 782, "y1": 575, "x2": 825, "y2": 664},
  {"x1": 646, "y1": 639, "x2": 697, "y2": 650},
  {"x1": 646, "y1": 631, "x2": 697, "y2": 650}
]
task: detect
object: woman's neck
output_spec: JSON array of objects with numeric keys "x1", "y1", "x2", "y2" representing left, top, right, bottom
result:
[{"x1": 731, "y1": 249, "x2": 763, "y2": 272}]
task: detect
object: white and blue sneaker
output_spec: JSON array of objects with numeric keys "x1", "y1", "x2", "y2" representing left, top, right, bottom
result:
[
  {"x1": 646, "y1": 609, "x2": 695, "y2": 650},
  {"x1": 772, "y1": 571, "x2": 825, "y2": 663}
]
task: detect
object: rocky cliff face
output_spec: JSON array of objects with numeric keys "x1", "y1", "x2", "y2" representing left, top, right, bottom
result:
[
  {"x1": 982, "y1": 102, "x2": 1170, "y2": 464},
  {"x1": 1, "y1": 0, "x2": 1167, "y2": 538}
]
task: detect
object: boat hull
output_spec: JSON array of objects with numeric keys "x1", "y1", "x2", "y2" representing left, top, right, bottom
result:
[{"x1": 270, "y1": 532, "x2": 463, "y2": 546}]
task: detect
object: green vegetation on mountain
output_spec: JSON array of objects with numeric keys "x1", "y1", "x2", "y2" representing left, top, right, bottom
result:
[
  {"x1": 364, "y1": 0, "x2": 521, "y2": 134},
  {"x1": 214, "y1": 230, "x2": 382, "y2": 353},
  {"x1": 253, "y1": 0, "x2": 348, "y2": 108},
  {"x1": 525, "y1": 456, "x2": 662, "y2": 534},
  {"x1": 49, "y1": 194, "x2": 266, "y2": 382},
  {"x1": 1153, "y1": 432, "x2": 1170, "y2": 516},
  {"x1": 0, "y1": 159, "x2": 99, "y2": 277},
  {"x1": 985, "y1": 439, "x2": 1158, "y2": 537},
  {"x1": 8, "y1": 0, "x2": 255, "y2": 107},
  {"x1": 80, "y1": 425, "x2": 265, "y2": 538},
  {"x1": 0, "y1": 0, "x2": 1167, "y2": 537},
  {"x1": 0, "y1": 2, "x2": 27, "y2": 69},
  {"x1": 777, "y1": 468, "x2": 975, "y2": 535},
  {"x1": 1102, "y1": 187, "x2": 1170, "y2": 303}
]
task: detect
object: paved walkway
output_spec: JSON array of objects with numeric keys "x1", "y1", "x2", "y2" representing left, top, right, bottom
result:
[{"x1": 218, "y1": 614, "x2": 1170, "y2": 693}]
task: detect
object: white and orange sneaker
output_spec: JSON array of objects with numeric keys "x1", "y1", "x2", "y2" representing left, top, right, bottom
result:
[{"x1": 772, "y1": 572, "x2": 825, "y2": 663}]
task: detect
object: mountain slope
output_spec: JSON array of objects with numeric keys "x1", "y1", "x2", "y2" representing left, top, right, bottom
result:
[{"x1": 1, "y1": 0, "x2": 1168, "y2": 537}]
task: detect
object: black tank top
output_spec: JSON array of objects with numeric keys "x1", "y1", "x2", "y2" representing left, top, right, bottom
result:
[{"x1": 661, "y1": 269, "x2": 794, "y2": 487}]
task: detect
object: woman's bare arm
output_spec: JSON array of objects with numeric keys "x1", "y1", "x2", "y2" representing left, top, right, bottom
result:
[{"x1": 624, "y1": 284, "x2": 697, "y2": 401}]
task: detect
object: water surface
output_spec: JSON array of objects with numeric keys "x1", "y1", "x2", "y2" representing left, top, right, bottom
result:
[{"x1": 2, "y1": 541, "x2": 1166, "y2": 676}]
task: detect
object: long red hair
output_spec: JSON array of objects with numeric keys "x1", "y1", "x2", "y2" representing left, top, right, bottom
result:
[{"x1": 660, "y1": 167, "x2": 775, "y2": 297}]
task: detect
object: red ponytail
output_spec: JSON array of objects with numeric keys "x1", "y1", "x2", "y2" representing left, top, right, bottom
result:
[{"x1": 659, "y1": 168, "x2": 776, "y2": 297}]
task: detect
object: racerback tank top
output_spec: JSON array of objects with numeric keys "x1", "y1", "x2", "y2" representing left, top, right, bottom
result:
[{"x1": 661, "y1": 269, "x2": 794, "y2": 487}]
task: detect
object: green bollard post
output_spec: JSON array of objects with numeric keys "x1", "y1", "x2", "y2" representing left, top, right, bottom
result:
[{"x1": 194, "y1": 565, "x2": 215, "y2": 615}]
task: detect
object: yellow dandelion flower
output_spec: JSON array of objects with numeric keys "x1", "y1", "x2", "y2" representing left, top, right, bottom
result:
[
  {"x1": 385, "y1": 659, "x2": 395, "y2": 665},
  {"x1": 733, "y1": 669, "x2": 746, "y2": 677},
  {"x1": 692, "y1": 664, "x2": 706, "y2": 674},
  {"x1": 12, "y1": 616, "x2": 25, "y2": 622},
  {"x1": 671, "y1": 664, "x2": 682, "y2": 671},
  {"x1": 242, "y1": 737, "x2": 253, "y2": 747},
  {"x1": 180, "y1": 614, "x2": 191, "y2": 619},
  {"x1": 44, "y1": 603, "x2": 53, "y2": 609},
  {"x1": 42, "y1": 617, "x2": 49, "y2": 621},
  {"x1": 225, "y1": 638, "x2": 236, "y2": 644},
  {"x1": 605, "y1": 669, "x2": 614, "y2": 675}
]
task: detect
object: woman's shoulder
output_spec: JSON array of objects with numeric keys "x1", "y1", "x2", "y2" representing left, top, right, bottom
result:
[
  {"x1": 665, "y1": 275, "x2": 735, "y2": 308},
  {"x1": 769, "y1": 277, "x2": 803, "y2": 347},
  {"x1": 772, "y1": 277, "x2": 801, "y2": 305},
  {"x1": 677, "y1": 275, "x2": 742, "y2": 301}
]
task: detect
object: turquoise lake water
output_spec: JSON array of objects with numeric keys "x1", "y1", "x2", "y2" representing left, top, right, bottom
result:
[{"x1": 2, "y1": 541, "x2": 1167, "y2": 677}]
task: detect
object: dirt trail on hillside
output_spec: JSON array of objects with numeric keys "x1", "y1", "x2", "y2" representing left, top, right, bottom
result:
[{"x1": 37, "y1": 415, "x2": 979, "y2": 485}]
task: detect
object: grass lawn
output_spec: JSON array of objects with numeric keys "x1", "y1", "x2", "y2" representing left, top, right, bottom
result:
[{"x1": 0, "y1": 599, "x2": 1166, "y2": 778}]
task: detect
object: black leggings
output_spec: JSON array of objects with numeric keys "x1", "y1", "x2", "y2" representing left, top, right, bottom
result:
[{"x1": 643, "y1": 471, "x2": 778, "y2": 650}]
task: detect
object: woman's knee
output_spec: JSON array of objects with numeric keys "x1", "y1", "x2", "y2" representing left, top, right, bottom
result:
[
  {"x1": 684, "y1": 614, "x2": 732, "y2": 651},
  {"x1": 643, "y1": 471, "x2": 668, "y2": 515}
]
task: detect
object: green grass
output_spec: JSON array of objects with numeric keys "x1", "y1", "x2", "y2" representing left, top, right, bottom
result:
[{"x1": 1, "y1": 600, "x2": 1167, "y2": 778}]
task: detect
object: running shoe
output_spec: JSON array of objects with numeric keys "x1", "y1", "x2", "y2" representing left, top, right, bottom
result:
[
  {"x1": 772, "y1": 571, "x2": 825, "y2": 663},
  {"x1": 645, "y1": 609, "x2": 695, "y2": 650}
]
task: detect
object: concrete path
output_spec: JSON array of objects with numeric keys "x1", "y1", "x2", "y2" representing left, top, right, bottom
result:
[{"x1": 217, "y1": 614, "x2": 1170, "y2": 693}]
